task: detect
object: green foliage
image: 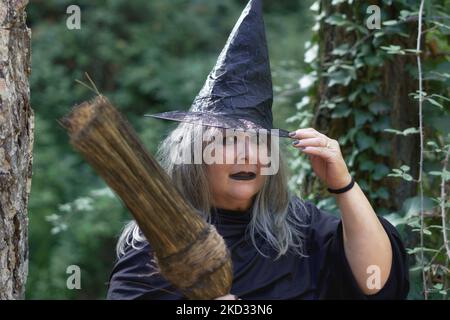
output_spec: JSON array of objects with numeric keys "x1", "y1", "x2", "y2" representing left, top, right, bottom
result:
[
  {"x1": 29, "y1": 188, "x2": 127, "y2": 299},
  {"x1": 289, "y1": 0, "x2": 450, "y2": 299}
]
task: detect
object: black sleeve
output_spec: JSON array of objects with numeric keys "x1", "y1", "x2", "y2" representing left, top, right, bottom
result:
[
  {"x1": 304, "y1": 201, "x2": 410, "y2": 300},
  {"x1": 106, "y1": 242, "x2": 185, "y2": 300}
]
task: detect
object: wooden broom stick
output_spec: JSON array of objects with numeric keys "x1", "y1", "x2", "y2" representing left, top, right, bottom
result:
[{"x1": 59, "y1": 95, "x2": 232, "y2": 299}]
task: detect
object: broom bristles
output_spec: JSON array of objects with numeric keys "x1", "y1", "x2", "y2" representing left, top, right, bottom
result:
[{"x1": 60, "y1": 95, "x2": 233, "y2": 299}]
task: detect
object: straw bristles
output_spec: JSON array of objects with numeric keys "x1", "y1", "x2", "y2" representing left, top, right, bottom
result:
[{"x1": 59, "y1": 95, "x2": 232, "y2": 299}]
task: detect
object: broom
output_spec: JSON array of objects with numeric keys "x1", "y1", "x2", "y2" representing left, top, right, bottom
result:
[{"x1": 59, "y1": 94, "x2": 233, "y2": 299}]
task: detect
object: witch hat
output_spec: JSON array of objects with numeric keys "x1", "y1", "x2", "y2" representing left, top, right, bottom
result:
[{"x1": 145, "y1": 0, "x2": 289, "y2": 138}]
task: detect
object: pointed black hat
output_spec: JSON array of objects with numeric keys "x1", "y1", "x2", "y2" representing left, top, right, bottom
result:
[{"x1": 145, "y1": 0, "x2": 289, "y2": 137}]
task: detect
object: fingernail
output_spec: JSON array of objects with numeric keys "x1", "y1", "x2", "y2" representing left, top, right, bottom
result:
[
  {"x1": 292, "y1": 140, "x2": 299, "y2": 146},
  {"x1": 300, "y1": 146, "x2": 306, "y2": 150},
  {"x1": 288, "y1": 131, "x2": 296, "y2": 137}
]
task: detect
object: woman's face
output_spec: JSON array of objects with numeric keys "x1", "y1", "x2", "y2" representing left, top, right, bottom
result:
[{"x1": 205, "y1": 130, "x2": 267, "y2": 211}]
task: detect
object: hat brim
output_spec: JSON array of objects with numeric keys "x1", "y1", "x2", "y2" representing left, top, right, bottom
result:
[{"x1": 144, "y1": 111, "x2": 290, "y2": 138}]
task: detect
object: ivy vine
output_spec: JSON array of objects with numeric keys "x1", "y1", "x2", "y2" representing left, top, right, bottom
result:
[{"x1": 289, "y1": 0, "x2": 450, "y2": 299}]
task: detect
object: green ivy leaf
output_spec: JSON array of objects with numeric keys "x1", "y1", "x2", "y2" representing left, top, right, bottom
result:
[
  {"x1": 360, "y1": 160, "x2": 375, "y2": 171},
  {"x1": 325, "y1": 14, "x2": 348, "y2": 26},
  {"x1": 331, "y1": 43, "x2": 351, "y2": 56},
  {"x1": 381, "y1": 45, "x2": 406, "y2": 55},
  {"x1": 373, "y1": 164, "x2": 390, "y2": 180},
  {"x1": 356, "y1": 132, "x2": 375, "y2": 151},
  {"x1": 373, "y1": 140, "x2": 390, "y2": 156},
  {"x1": 339, "y1": 127, "x2": 358, "y2": 145},
  {"x1": 426, "y1": 97, "x2": 444, "y2": 109},
  {"x1": 383, "y1": 20, "x2": 399, "y2": 26},
  {"x1": 368, "y1": 101, "x2": 390, "y2": 114},
  {"x1": 402, "y1": 196, "x2": 436, "y2": 219},
  {"x1": 433, "y1": 284, "x2": 444, "y2": 291},
  {"x1": 400, "y1": 165, "x2": 410, "y2": 171},
  {"x1": 372, "y1": 117, "x2": 390, "y2": 132},
  {"x1": 348, "y1": 88, "x2": 362, "y2": 102},
  {"x1": 328, "y1": 70, "x2": 352, "y2": 87},
  {"x1": 358, "y1": 179, "x2": 369, "y2": 190},
  {"x1": 331, "y1": 0, "x2": 350, "y2": 6},
  {"x1": 331, "y1": 104, "x2": 352, "y2": 118},
  {"x1": 406, "y1": 247, "x2": 440, "y2": 254},
  {"x1": 355, "y1": 110, "x2": 374, "y2": 127},
  {"x1": 364, "y1": 54, "x2": 383, "y2": 66},
  {"x1": 376, "y1": 187, "x2": 390, "y2": 200},
  {"x1": 388, "y1": 164, "x2": 413, "y2": 181},
  {"x1": 384, "y1": 213, "x2": 406, "y2": 226},
  {"x1": 384, "y1": 127, "x2": 419, "y2": 136},
  {"x1": 428, "y1": 116, "x2": 450, "y2": 135},
  {"x1": 429, "y1": 170, "x2": 450, "y2": 181}
]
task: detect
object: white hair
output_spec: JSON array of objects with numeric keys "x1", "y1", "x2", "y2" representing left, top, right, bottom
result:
[{"x1": 116, "y1": 122, "x2": 310, "y2": 260}]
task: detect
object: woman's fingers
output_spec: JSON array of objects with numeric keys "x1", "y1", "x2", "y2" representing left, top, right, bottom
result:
[
  {"x1": 289, "y1": 128, "x2": 326, "y2": 140},
  {"x1": 292, "y1": 137, "x2": 329, "y2": 148},
  {"x1": 289, "y1": 128, "x2": 342, "y2": 162},
  {"x1": 296, "y1": 146, "x2": 333, "y2": 158},
  {"x1": 288, "y1": 128, "x2": 351, "y2": 189}
]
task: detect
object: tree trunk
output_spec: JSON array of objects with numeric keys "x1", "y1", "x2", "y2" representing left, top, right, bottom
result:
[
  {"x1": 0, "y1": 0, "x2": 33, "y2": 299},
  {"x1": 311, "y1": 0, "x2": 418, "y2": 212},
  {"x1": 382, "y1": 32, "x2": 420, "y2": 210}
]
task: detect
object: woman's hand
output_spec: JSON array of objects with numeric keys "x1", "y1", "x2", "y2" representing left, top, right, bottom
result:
[
  {"x1": 291, "y1": 128, "x2": 393, "y2": 295},
  {"x1": 289, "y1": 128, "x2": 352, "y2": 190}
]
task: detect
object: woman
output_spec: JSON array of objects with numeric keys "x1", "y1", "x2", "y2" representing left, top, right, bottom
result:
[{"x1": 106, "y1": 0, "x2": 409, "y2": 300}]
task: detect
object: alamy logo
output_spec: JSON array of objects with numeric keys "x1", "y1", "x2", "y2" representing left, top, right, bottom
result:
[
  {"x1": 66, "y1": 5, "x2": 81, "y2": 30},
  {"x1": 366, "y1": 5, "x2": 381, "y2": 30},
  {"x1": 366, "y1": 265, "x2": 381, "y2": 290},
  {"x1": 171, "y1": 128, "x2": 280, "y2": 176},
  {"x1": 66, "y1": 265, "x2": 81, "y2": 290}
]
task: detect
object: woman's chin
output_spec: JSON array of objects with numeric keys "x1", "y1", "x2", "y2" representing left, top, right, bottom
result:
[
  {"x1": 227, "y1": 183, "x2": 258, "y2": 200},
  {"x1": 228, "y1": 178, "x2": 257, "y2": 188},
  {"x1": 227, "y1": 175, "x2": 264, "y2": 196}
]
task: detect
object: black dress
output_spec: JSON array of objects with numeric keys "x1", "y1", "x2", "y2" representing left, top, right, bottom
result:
[{"x1": 106, "y1": 198, "x2": 409, "y2": 300}]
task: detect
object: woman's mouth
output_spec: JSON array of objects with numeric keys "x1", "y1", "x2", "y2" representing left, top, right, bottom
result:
[{"x1": 229, "y1": 171, "x2": 257, "y2": 181}]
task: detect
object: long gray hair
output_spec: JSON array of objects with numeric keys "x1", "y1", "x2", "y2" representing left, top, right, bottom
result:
[{"x1": 116, "y1": 122, "x2": 310, "y2": 260}]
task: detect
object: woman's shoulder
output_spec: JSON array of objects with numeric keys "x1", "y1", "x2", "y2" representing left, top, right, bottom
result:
[{"x1": 109, "y1": 240, "x2": 154, "y2": 281}]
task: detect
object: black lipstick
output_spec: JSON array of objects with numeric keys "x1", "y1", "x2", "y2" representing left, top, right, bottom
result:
[{"x1": 229, "y1": 171, "x2": 257, "y2": 181}]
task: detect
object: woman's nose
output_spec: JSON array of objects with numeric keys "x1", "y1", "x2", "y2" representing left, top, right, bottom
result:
[{"x1": 236, "y1": 136, "x2": 258, "y2": 164}]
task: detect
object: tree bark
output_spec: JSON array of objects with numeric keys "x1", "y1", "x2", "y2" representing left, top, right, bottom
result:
[
  {"x1": 382, "y1": 29, "x2": 420, "y2": 210},
  {"x1": 311, "y1": 0, "x2": 418, "y2": 211},
  {"x1": 0, "y1": 0, "x2": 33, "y2": 299}
]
